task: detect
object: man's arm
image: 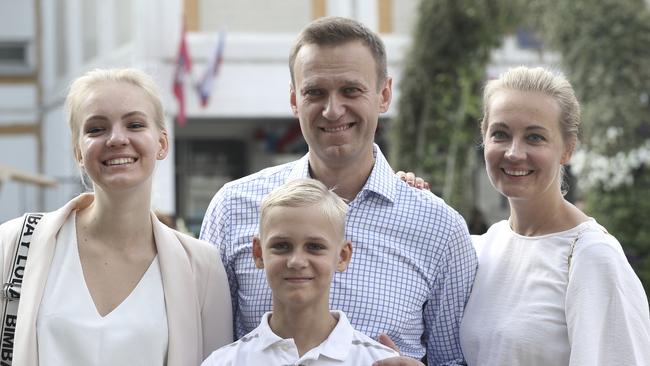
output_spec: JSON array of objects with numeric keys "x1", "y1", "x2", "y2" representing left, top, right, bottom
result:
[
  {"x1": 375, "y1": 213, "x2": 476, "y2": 366},
  {"x1": 424, "y1": 216, "x2": 477, "y2": 365}
]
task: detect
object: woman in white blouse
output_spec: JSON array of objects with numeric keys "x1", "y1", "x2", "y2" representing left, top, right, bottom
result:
[
  {"x1": 459, "y1": 66, "x2": 650, "y2": 365},
  {"x1": 0, "y1": 68, "x2": 232, "y2": 365}
]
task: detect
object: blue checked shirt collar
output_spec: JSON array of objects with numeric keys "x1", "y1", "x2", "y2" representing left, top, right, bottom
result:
[{"x1": 285, "y1": 144, "x2": 397, "y2": 203}]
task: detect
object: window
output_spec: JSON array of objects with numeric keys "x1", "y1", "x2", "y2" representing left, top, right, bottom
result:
[{"x1": 0, "y1": 41, "x2": 34, "y2": 75}]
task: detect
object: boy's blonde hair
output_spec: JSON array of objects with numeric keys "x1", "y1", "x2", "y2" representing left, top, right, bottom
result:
[{"x1": 259, "y1": 178, "x2": 348, "y2": 238}]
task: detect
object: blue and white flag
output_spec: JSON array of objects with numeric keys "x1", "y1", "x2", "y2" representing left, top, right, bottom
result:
[{"x1": 196, "y1": 30, "x2": 226, "y2": 107}]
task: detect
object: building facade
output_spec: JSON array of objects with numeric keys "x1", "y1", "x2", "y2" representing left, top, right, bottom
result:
[{"x1": 0, "y1": 0, "x2": 558, "y2": 233}]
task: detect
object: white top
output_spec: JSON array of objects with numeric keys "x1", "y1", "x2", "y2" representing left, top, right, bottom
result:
[
  {"x1": 460, "y1": 219, "x2": 650, "y2": 366},
  {"x1": 37, "y1": 212, "x2": 169, "y2": 366},
  {"x1": 201, "y1": 310, "x2": 398, "y2": 366}
]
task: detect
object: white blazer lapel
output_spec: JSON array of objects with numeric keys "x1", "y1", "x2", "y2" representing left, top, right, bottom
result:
[
  {"x1": 14, "y1": 194, "x2": 94, "y2": 366},
  {"x1": 152, "y1": 214, "x2": 202, "y2": 366}
]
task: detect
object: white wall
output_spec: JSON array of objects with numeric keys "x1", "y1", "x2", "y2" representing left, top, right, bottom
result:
[
  {"x1": 41, "y1": 106, "x2": 82, "y2": 211},
  {"x1": 392, "y1": 0, "x2": 419, "y2": 35},
  {"x1": 0, "y1": 0, "x2": 36, "y2": 75},
  {"x1": 0, "y1": 0, "x2": 40, "y2": 220},
  {"x1": 0, "y1": 0, "x2": 561, "y2": 222},
  {"x1": 0, "y1": 83, "x2": 43, "y2": 220},
  {"x1": 0, "y1": 136, "x2": 39, "y2": 221},
  {"x1": 36, "y1": 0, "x2": 182, "y2": 215},
  {"x1": 181, "y1": 32, "x2": 409, "y2": 119},
  {"x1": 0, "y1": 84, "x2": 38, "y2": 123},
  {"x1": 199, "y1": 0, "x2": 310, "y2": 33},
  {"x1": 0, "y1": 0, "x2": 34, "y2": 38}
]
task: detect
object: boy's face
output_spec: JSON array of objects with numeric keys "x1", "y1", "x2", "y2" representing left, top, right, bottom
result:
[{"x1": 253, "y1": 204, "x2": 352, "y2": 309}]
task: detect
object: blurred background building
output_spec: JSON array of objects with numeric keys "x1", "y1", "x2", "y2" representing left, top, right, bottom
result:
[{"x1": 0, "y1": 0, "x2": 557, "y2": 235}]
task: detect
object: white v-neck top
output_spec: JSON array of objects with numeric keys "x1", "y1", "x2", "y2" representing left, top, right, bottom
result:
[{"x1": 36, "y1": 212, "x2": 169, "y2": 366}]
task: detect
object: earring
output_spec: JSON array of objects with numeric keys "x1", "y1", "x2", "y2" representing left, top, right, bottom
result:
[{"x1": 158, "y1": 152, "x2": 163, "y2": 158}]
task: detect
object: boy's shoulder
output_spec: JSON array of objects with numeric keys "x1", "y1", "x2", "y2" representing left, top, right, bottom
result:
[
  {"x1": 328, "y1": 310, "x2": 399, "y2": 363},
  {"x1": 200, "y1": 328, "x2": 262, "y2": 366},
  {"x1": 348, "y1": 328, "x2": 400, "y2": 360}
]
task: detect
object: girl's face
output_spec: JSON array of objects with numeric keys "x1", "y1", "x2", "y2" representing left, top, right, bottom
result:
[
  {"x1": 483, "y1": 90, "x2": 573, "y2": 203},
  {"x1": 75, "y1": 81, "x2": 168, "y2": 193}
]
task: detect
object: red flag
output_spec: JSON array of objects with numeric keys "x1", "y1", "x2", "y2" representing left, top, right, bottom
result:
[
  {"x1": 173, "y1": 23, "x2": 192, "y2": 126},
  {"x1": 196, "y1": 30, "x2": 226, "y2": 107}
]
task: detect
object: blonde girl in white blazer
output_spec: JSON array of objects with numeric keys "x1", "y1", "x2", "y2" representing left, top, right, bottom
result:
[{"x1": 0, "y1": 68, "x2": 232, "y2": 366}]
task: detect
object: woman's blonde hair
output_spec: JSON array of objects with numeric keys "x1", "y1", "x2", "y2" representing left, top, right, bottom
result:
[
  {"x1": 481, "y1": 66, "x2": 580, "y2": 143},
  {"x1": 65, "y1": 68, "x2": 166, "y2": 189},
  {"x1": 481, "y1": 66, "x2": 581, "y2": 195},
  {"x1": 65, "y1": 68, "x2": 166, "y2": 149}
]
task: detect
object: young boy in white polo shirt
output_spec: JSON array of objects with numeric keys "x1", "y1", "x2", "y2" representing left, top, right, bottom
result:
[{"x1": 201, "y1": 178, "x2": 398, "y2": 365}]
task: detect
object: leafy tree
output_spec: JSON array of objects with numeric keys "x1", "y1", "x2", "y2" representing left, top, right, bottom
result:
[
  {"x1": 390, "y1": 0, "x2": 518, "y2": 216},
  {"x1": 393, "y1": 0, "x2": 650, "y2": 292},
  {"x1": 531, "y1": 0, "x2": 650, "y2": 293}
]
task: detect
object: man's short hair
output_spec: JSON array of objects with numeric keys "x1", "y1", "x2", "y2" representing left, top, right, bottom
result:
[
  {"x1": 259, "y1": 178, "x2": 348, "y2": 238},
  {"x1": 289, "y1": 16, "x2": 387, "y2": 89}
]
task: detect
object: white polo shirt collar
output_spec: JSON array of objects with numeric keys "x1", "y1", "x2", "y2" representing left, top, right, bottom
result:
[{"x1": 255, "y1": 310, "x2": 354, "y2": 362}]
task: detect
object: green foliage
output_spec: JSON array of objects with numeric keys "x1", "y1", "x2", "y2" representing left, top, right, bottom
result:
[
  {"x1": 394, "y1": 0, "x2": 650, "y2": 292},
  {"x1": 530, "y1": 0, "x2": 650, "y2": 156},
  {"x1": 389, "y1": 0, "x2": 517, "y2": 215},
  {"x1": 585, "y1": 170, "x2": 650, "y2": 293},
  {"x1": 532, "y1": 0, "x2": 650, "y2": 294}
]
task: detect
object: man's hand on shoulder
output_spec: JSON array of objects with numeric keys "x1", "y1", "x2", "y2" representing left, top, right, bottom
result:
[{"x1": 373, "y1": 333, "x2": 425, "y2": 366}]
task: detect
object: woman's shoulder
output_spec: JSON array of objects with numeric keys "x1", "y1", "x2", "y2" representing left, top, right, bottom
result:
[
  {"x1": 153, "y1": 216, "x2": 221, "y2": 272},
  {"x1": 0, "y1": 216, "x2": 30, "y2": 252},
  {"x1": 569, "y1": 220, "x2": 639, "y2": 285},
  {"x1": 155, "y1": 224, "x2": 226, "y2": 291},
  {"x1": 471, "y1": 220, "x2": 509, "y2": 247},
  {"x1": 0, "y1": 194, "x2": 94, "y2": 239},
  {"x1": 573, "y1": 219, "x2": 623, "y2": 256},
  {"x1": 0, "y1": 215, "x2": 27, "y2": 234},
  {"x1": 162, "y1": 224, "x2": 219, "y2": 260},
  {"x1": 568, "y1": 220, "x2": 649, "y2": 309},
  {"x1": 0, "y1": 211, "x2": 54, "y2": 241}
]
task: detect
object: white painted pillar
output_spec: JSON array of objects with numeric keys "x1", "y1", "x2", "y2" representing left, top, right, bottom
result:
[
  {"x1": 133, "y1": 0, "x2": 182, "y2": 215},
  {"x1": 64, "y1": 0, "x2": 83, "y2": 75},
  {"x1": 355, "y1": 0, "x2": 378, "y2": 31},
  {"x1": 97, "y1": 0, "x2": 116, "y2": 56},
  {"x1": 327, "y1": 0, "x2": 354, "y2": 18},
  {"x1": 325, "y1": 0, "x2": 378, "y2": 30},
  {"x1": 134, "y1": 0, "x2": 182, "y2": 62},
  {"x1": 40, "y1": 0, "x2": 56, "y2": 93}
]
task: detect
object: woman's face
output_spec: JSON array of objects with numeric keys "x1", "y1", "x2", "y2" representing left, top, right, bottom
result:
[
  {"x1": 483, "y1": 90, "x2": 573, "y2": 202},
  {"x1": 75, "y1": 81, "x2": 168, "y2": 193}
]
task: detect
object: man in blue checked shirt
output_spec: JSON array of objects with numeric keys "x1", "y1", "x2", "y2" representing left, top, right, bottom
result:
[{"x1": 200, "y1": 16, "x2": 477, "y2": 366}]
